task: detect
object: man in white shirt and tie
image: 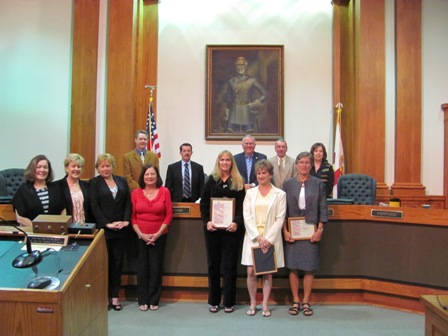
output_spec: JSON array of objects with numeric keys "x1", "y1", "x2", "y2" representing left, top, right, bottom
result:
[
  {"x1": 234, "y1": 135, "x2": 267, "y2": 190},
  {"x1": 268, "y1": 138, "x2": 297, "y2": 189},
  {"x1": 123, "y1": 130, "x2": 159, "y2": 191}
]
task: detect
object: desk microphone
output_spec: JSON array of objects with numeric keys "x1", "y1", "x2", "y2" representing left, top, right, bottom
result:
[{"x1": 0, "y1": 217, "x2": 42, "y2": 268}]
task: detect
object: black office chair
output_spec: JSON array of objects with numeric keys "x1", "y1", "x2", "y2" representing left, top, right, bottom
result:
[
  {"x1": 0, "y1": 168, "x2": 25, "y2": 202},
  {"x1": 337, "y1": 173, "x2": 377, "y2": 205}
]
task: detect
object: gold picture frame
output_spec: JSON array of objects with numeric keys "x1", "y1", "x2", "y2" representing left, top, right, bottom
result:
[
  {"x1": 206, "y1": 45, "x2": 284, "y2": 141},
  {"x1": 210, "y1": 198, "x2": 235, "y2": 229},
  {"x1": 288, "y1": 217, "x2": 317, "y2": 240}
]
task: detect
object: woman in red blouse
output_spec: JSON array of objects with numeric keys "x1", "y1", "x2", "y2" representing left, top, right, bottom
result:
[{"x1": 131, "y1": 164, "x2": 173, "y2": 312}]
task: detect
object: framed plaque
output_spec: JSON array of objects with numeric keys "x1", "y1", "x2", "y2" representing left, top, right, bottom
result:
[
  {"x1": 288, "y1": 217, "x2": 316, "y2": 240},
  {"x1": 210, "y1": 198, "x2": 235, "y2": 229},
  {"x1": 252, "y1": 246, "x2": 277, "y2": 275}
]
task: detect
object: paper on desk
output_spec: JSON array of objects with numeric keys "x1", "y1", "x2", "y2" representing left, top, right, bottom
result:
[{"x1": 21, "y1": 244, "x2": 62, "y2": 252}]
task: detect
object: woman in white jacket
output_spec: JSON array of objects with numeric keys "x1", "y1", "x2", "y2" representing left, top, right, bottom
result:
[{"x1": 242, "y1": 159, "x2": 286, "y2": 317}]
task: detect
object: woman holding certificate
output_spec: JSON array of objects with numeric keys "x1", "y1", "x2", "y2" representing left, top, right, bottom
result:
[
  {"x1": 242, "y1": 160, "x2": 286, "y2": 317},
  {"x1": 282, "y1": 152, "x2": 328, "y2": 317},
  {"x1": 200, "y1": 150, "x2": 245, "y2": 314}
]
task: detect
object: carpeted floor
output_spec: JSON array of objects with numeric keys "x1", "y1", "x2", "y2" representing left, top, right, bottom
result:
[{"x1": 108, "y1": 301, "x2": 424, "y2": 336}]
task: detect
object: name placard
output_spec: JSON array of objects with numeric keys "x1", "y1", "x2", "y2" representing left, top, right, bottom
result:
[
  {"x1": 173, "y1": 207, "x2": 191, "y2": 215},
  {"x1": 371, "y1": 209, "x2": 403, "y2": 219}
]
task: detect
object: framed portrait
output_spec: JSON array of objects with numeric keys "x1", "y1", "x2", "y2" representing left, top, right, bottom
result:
[
  {"x1": 251, "y1": 246, "x2": 277, "y2": 276},
  {"x1": 288, "y1": 217, "x2": 316, "y2": 240},
  {"x1": 210, "y1": 197, "x2": 235, "y2": 229},
  {"x1": 206, "y1": 45, "x2": 284, "y2": 141}
]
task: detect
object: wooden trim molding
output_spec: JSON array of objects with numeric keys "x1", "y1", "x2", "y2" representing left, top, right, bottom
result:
[
  {"x1": 392, "y1": 0, "x2": 425, "y2": 196},
  {"x1": 332, "y1": 0, "x2": 350, "y2": 5},
  {"x1": 442, "y1": 103, "x2": 448, "y2": 208},
  {"x1": 120, "y1": 275, "x2": 448, "y2": 313},
  {"x1": 70, "y1": 0, "x2": 100, "y2": 178}
]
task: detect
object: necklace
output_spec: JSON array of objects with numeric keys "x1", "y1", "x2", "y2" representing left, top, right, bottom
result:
[
  {"x1": 297, "y1": 175, "x2": 310, "y2": 184},
  {"x1": 144, "y1": 188, "x2": 158, "y2": 200}
]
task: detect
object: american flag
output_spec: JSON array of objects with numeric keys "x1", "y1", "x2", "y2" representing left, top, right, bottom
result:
[{"x1": 146, "y1": 98, "x2": 161, "y2": 158}]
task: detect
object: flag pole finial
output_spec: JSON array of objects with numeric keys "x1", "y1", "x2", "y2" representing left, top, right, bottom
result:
[{"x1": 145, "y1": 85, "x2": 158, "y2": 101}]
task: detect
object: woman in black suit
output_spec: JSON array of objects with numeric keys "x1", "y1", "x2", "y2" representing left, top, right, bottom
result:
[
  {"x1": 90, "y1": 153, "x2": 132, "y2": 311},
  {"x1": 56, "y1": 153, "x2": 94, "y2": 224},
  {"x1": 200, "y1": 150, "x2": 245, "y2": 313},
  {"x1": 12, "y1": 154, "x2": 65, "y2": 227}
]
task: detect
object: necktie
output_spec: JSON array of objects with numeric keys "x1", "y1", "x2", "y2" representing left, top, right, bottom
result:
[
  {"x1": 246, "y1": 156, "x2": 252, "y2": 183},
  {"x1": 140, "y1": 152, "x2": 145, "y2": 163},
  {"x1": 183, "y1": 163, "x2": 191, "y2": 198},
  {"x1": 299, "y1": 183, "x2": 306, "y2": 209},
  {"x1": 278, "y1": 158, "x2": 284, "y2": 180}
]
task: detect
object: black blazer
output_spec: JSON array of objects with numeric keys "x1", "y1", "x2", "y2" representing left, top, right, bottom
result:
[
  {"x1": 89, "y1": 175, "x2": 132, "y2": 239},
  {"x1": 11, "y1": 182, "x2": 66, "y2": 221},
  {"x1": 165, "y1": 161, "x2": 205, "y2": 202},
  {"x1": 56, "y1": 177, "x2": 94, "y2": 223},
  {"x1": 234, "y1": 151, "x2": 267, "y2": 185}
]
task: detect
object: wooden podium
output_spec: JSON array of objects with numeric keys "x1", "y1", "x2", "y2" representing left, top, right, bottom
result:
[
  {"x1": 421, "y1": 295, "x2": 448, "y2": 336},
  {"x1": 0, "y1": 230, "x2": 108, "y2": 336}
]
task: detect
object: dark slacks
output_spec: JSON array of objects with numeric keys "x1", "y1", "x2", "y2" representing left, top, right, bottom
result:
[
  {"x1": 105, "y1": 236, "x2": 126, "y2": 299},
  {"x1": 203, "y1": 227, "x2": 243, "y2": 307},
  {"x1": 137, "y1": 234, "x2": 167, "y2": 306}
]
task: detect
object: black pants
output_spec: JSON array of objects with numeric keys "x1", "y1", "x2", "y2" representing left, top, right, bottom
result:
[
  {"x1": 203, "y1": 227, "x2": 243, "y2": 307},
  {"x1": 105, "y1": 237, "x2": 125, "y2": 299},
  {"x1": 137, "y1": 234, "x2": 167, "y2": 306}
]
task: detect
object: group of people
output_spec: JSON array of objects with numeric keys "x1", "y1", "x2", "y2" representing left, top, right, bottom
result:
[
  {"x1": 10, "y1": 130, "x2": 332, "y2": 318},
  {"x1": 200, "y1": 135, "x2": 330, "y2": 317}
]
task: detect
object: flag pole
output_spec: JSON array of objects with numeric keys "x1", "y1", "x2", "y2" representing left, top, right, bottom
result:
[
  {"x1": 144, "y1": 85, "x2": 161, "y2": 158},
  {"x1": 333, "y1": 102, "x2": 344, "y2": 198}
]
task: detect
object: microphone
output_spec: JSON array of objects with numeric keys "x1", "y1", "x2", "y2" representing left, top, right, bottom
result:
[{"x1": 0, "y1": 217, "x2": 42, "y2": 268}]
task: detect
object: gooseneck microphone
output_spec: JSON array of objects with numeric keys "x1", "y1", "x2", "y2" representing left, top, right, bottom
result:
[{"x1": 0, "y1": 217, "x2": 42, "y2": 268}]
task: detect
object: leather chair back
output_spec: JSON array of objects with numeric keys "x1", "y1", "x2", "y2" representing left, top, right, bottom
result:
[
  {"x1": 337, "y1": 173, "x2": 377, "y2": 205},
  {"x1": 0, "y1": 168, "x2": 25, "y2": 197}
]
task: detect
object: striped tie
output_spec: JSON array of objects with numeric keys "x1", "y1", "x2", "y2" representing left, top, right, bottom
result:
[{"x1": 184, "y1": 163, "x2": 191, "y2": 198}]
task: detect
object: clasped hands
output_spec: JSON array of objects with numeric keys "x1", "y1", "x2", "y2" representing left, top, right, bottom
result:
[
  {"x1": 258, "y1": 237, "x2": 271, "y2": 253},
  {"x1": 207, "y1": 221, "x2": 237, "y2": 233},
  {"x1": 141, "y1": 233, "x2": 159, "y2": 245},
  {"x1": 106, "y1": 221, "x2": 129, "y2": 231}
]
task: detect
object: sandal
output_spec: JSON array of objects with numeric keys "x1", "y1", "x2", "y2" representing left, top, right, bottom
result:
[
  {"x1": 224, "y1": 306, "x2": 234, "y2": 313},
  {"x1": 149, "y1": 305, "x2": 159, "y2": 311},
  {"x1": 111, "y1": 304, "x2": 122, "y2": 311},
  {"x1": 262, "y1": 309, "x2": 271, "y2": 317},
  {"x1": 139, "y1": 304, "x2": 148, "y2": 311},
  {"x1": 246, "y1": 307, "x2": 256, "y2": 316},
  {"x1": 288, "y1": 302, "x2": 300, "y2": 316},
  {"x1": 209, "y1": 305, "x2": 219, "y2": 313},
  {"x1": 302, "y1": 303, "x2": 314, "y2": 316}
]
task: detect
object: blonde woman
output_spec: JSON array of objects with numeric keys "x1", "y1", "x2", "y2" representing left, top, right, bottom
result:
[
  {"x1": 242, "y1": 160, "x2": 286, "y2": 317},
  {"x1": 56, "y1": 153, "x2": 93, "y2": 223},
  {"x1": 200, "y1": 150, "x2": 245, "y2": 314},
  {"x1": 90, "y1": 153, "x2": 131, "y2": 311}
]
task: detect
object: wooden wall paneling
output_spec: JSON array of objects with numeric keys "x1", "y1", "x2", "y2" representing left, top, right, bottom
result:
[
  {"x1": 352, "y1": 0, "x2": 387, "y2": 196},
  {"x1": 135, "y1": 1, "x2": 159, "y2": 131},
  {"x1": 332, "y1": 0, "x2": 353, "y2": 172},
  {"x1": 391, "y1": 0, "x2": 425, "y2": 196},
  {"x1": 442, "y1": 103, "x2": 448, "y2": 208},
  {"x1": 70, "y1": 0, "x2": 100, "y2": 178},
  {"x1": 105, "y1": 0, "x2": 139, "y2": 176}
]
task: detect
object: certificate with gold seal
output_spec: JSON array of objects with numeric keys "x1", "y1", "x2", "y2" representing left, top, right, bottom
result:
[
  {"x1": 288, "y1": 217, "x2": 316, "y2": 240},
  {"x1": 210, "y1": 198, "x2": 235, "y2": 229}
]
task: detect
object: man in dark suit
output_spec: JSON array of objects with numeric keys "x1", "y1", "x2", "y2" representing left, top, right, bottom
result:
[
  {"x1": 123, "y1": 130, "x2": 159, "y2": 192},
  {"x1": 165, "y1": 143, "x2": 205, "y2": 202},
  {"x1": 234, "y1": 135, "x2": 267, "y2": 190}
]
